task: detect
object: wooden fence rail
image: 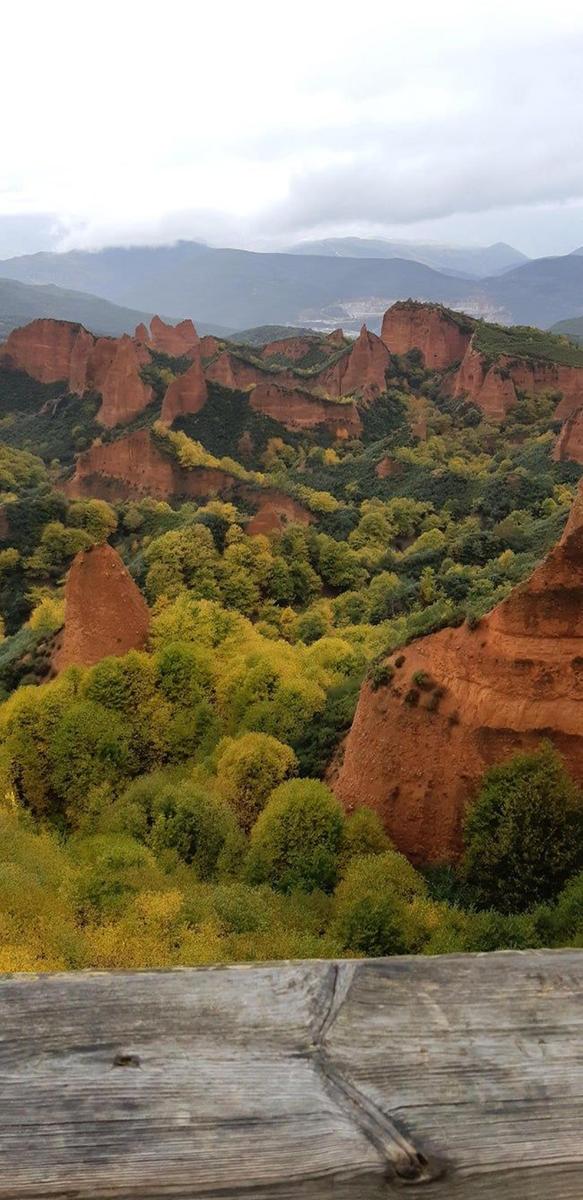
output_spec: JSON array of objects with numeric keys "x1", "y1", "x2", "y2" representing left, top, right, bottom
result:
[{"x1": 1, "y1": 950, "x2": 582, "y2": 1198}]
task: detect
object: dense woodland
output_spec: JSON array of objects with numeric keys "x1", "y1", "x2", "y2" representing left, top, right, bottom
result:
[{"x1": 1, "y1": 335, "x2": 583, "y2": 970}]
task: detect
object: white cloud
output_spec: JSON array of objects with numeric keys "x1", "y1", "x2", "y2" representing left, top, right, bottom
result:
[{"x1": 2, "y1": 0, "x2": 583, "y2": 255}]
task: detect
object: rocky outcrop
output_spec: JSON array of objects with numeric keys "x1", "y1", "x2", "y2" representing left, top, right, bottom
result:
[
  {"x1": 94, "y1": 336, "x2": 153, "y2": 428},
  {"x1": 0, "y1": 318, "x2": 153, "y2": 427},
  {"x1": 334, "y1": 325, "x2": 390, "y2": 401},
  {"x1": 453, "y1": 345, "x2": 518, "y2": 420},
  {"x1": 64, "y1": 430, "x2": 239, "y2": 503},
  {"x1": 453, "y1": 338, "x2": 583, "y2": 421},
  {"x1": 160, "y1": 351, "x2": 208, "y2": 424},
  {"x1": 333, "y1": 486, "x2": 583, "y2": 864},
  {"x1": 63, "y1": 430, "x2": 301, "y2": 526},
  {"x1": 249, "y1": 380, "x2": 362, "y2": 437},
  {"x1": 246, "y1": 493, "x2": 313, "y2": 535},
  {"x1": 261, "y1": 335, "x2": 317, "y2": 362},
  {"x1": 199, "y1": 335, "x2": 223, "y2": 361},
  {"x1": 553, "y1": 407, "x2": 583, "y2": 465},
  {"x1": 148, "y1": 316, "x2": 199, "y2": 357},
  {"x1": 0, "y1": 319, "x2": 84, "y2": 383},
  {"x1": 54, "y1": 543, "x2": 150, "y2": 671},
  {"x1": 381, "y1": 301, "x2": 473, "y2": 369}
]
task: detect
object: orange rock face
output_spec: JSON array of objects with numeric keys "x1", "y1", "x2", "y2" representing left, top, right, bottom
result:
[
  {"x1": 148, "y1": 315, "x2": 199, "y2": 357},
  {"x1": 261, "y1": 335, "x2": 317, "y2": 362},
  {"x1": 160, "y1": 351, "x2": 208, "y2": 424},
  {"x1": 246, "y1": 492, "x2": 313, "y2": 535},
  {"x1": 553, "y1": 407, "x2": 583, "y2": 465},
  {"x1": 199, "y1": 335, "x2": 223, "y2": 361},
  {"x1": 0, "y1": 319, "x2": 84, "y2": 383},
  {"x1": 64, "y1": 430, "x2": 237, "y2": 503},
  {"x1": 334, "y1": 325, "x2": 390, "y2": 401},
  {"x1": 54, "y1": 543, "x2": 150, "y2": 671},
  {"x1": 250, "y1": 380, "x2": 362, "y2": 436},
  {"x1": 94, "y1": 336, "x2": 153, "y2": 428},
  {"x1": 0, "y1": 318, "x2": 154, "y2": 427},
  {"x1": 381, "y1": 301, "x2": 472, "y2": 369},
  {"x1": 333, "y1": 486, "x2": 583, "y2": 864},
  {"x1": 453, "y1": 337, "x2": 583, "y2": 421}
]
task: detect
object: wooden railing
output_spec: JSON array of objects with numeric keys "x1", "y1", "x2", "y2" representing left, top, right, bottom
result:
[{"x1": 1, "y1": 950, "x2": 582, "y2": 1197}]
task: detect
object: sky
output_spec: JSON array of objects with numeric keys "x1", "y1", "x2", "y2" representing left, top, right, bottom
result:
[{"x1": 1, "y1": 0, "x2": 583, "y2": 259}]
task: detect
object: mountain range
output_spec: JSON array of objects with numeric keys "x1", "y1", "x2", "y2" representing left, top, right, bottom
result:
[
  {"x1": 286, "y1": 238, "x2": 529, "y2": 277},
  {"x1": 1, "y1": 239, "x2": 583, "y2": 336}
]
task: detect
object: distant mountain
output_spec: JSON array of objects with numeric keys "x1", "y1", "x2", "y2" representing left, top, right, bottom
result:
[
  {"x1": 0, "y1": 277, "x2": 161, "y2": 340},
  {"x1": 0, "y1": 240, "x2": 581, "y2": 333},
  {"x1": 480, "y1": 255, "x2": 583, "y2": 329},
  {"x1": 232, "y1": 324, "x2": 318, "y2": 346},
  {"x1": 550, "y1": 315, "x2": 583, "y2": 344},
  {"x1": 0, "y1": 242, "x2": 479, "y2": 332},
  {"x1": 287, "y1": 237, "x2": 529, "y2": 277}
]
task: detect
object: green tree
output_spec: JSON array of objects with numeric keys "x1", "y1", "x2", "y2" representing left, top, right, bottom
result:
[
  {"x1": 463, "y1": 743, "x2": 583, "y2": 912},
  {"x1": 246, "y1": 779, "x2": 344, "y2": 893},
  {"x1": 216, "y1": 733, "x2": 297, "y2": 831},
  {"x1": 333, "y1": 851, "x2": 426, "y2": 956}
]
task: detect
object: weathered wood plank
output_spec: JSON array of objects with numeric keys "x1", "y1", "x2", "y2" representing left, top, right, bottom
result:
[{"x1": 0, "y1": 951, "x2": 582, "y2": 1198}]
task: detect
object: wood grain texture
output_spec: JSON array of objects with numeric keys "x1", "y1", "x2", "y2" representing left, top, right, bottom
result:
[{"x1": 0, "y1": 951, "x2": 582, "y2": 1198}]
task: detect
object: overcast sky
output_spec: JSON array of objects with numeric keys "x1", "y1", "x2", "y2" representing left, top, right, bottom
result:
[{"x1": 2, "y1": 0, "x2": 583, "y2": 259}]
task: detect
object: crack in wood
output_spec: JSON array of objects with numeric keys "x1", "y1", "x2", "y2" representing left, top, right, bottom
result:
[{"x1": 307, "y1": 963, "x2": 446, "y2": 1188}]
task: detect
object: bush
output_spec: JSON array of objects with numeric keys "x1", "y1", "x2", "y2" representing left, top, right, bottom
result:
[
  {"x1": 107, "y1": 774, "x2": 239, "y2": 879},
  {"x1": 368, "y1": 661, "x2": 394, "y2": 691},
  {"x1": 333, "y1": 851, "x2": 426, "y2": 956},
  {"x1": 341, "y1": 808, "x2": 389, "y2": 863},
  {"x1": 463, "y1": 743, "x2": 583, "y2": 912},
  {"x1": 246, "y1": 779, "x2": 344, "y2": 893},
  {"x1": 216, "y1": 733, "x2": 297, "y2": 831}
]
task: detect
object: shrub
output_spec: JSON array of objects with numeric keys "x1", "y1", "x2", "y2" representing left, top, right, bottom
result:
[
  {"x1": 333, "y1": 851, "x2": 426, "y2": 956},
  {"x1": 107, "y1": 774, "x2": 238, "y2": 880},
  {"x1": 216, "y1": 733, "x2": 297, "y2": 831},
  {"x1": 246, "y1": 779, "x2": 344, "y2": 893},
  {"x1": 463, "y1": 743, "x2": 583, "y2": 912},
  {"x1": 341, "y1": 808, "x2": 389, "y2": 863},
  {"x1": 368, "y1": 661, "x2": 394, "y2": 691}
]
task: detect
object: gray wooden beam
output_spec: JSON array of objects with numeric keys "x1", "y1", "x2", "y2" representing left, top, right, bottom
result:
[{"x1": 0, "y1": 951, "x2": 582, "y2": 1198}]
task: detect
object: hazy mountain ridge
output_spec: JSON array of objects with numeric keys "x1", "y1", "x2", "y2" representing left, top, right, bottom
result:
[{"x1": 2, "y1": 240, "x2": 583, "y2": 333}]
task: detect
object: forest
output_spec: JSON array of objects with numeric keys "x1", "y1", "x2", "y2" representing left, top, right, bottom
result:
[{"x1": 0, "y1": 337, "x2": 582, "y2": 970}]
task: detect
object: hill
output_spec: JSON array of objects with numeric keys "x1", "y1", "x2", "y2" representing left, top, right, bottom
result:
[
  {"x1": 287, "y1": 238, "x2": 528, "y2": 277},
  {"x1": 0, "y1": 242, "x2": 475, "y2": 331},
  {"x1": 480, "y1": 254, "x2": 583, "y2": 329},
  {"x1": 0, "y1": 276, "x2": 168, "y2": 339},
  {"x1": 551, "y1": 315, "x2": 583, "y2": 345}
]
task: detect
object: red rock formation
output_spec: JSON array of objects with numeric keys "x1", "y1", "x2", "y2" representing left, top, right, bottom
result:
[
  {"x1": 381, "y1": 301, "x2": 472, "y2": 369},
  {"x1": 336, "y1": 325, "x2": 390, "y2": 401},
  {"x1": 333, "y1": 486, "x2": 583, "y2": 864},
  {"x1": 325, "y1": 329, "x2": 347, "y2": 348},
  {"x1": 375, "y1": 455, "x2": 398, "y2": 479},
  {"x1": 453, "y1": 337, "x2": 583, "y2": 421},
  {"x1": 0, "y1": 318, "x2": 153, "y2": 427},
  {"x1": 54, "y1": 543, "x2": 150, "y2": 671},
  {"x1": 199, "y1": 335, "x2": 223, "y2": 361},
  {"x1": 64, "y1": 430, "x2": 304, "y2": 528},
  {"x1": 261, "y1": 335, "x2": 317, "y2": 362},
  {"x1": 246, "y1": 493, "x2": 313, "y2": 535},
  {"x1": 0, "y1": 319, "x2": 83, "y2": 383},
  {"x1": 149, "y1": 316, "x2": 199, "y2": 357},
  {"x1": 554, "y1": 407, "x2": 583, "y2": 465},
  {"x1": 250, "y1": 380, "x2": 362, "y2": 436},
  {"x1": 64, "y1": 430, "x2": 237, "y2": 502},
  {"x1": 160, "y1": 351, "x2": 208, "y2": 424},
  {"x1": 205, "y1": 350, "x2": 239, "y2": 389},
  {"x1": 134, "y1": 322, "x2": 150, "y2": 344},
  {"x1": 94, "y1": 336, "x2": 153, "y2": 428}
]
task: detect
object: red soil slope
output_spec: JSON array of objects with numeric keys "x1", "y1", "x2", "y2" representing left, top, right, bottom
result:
[
  {"x1": 333, "y1": 486, "x2": 583, "y2": 864},
  {"x1": 54, "y1": 543, "x2": 150, "y2": 670}
]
